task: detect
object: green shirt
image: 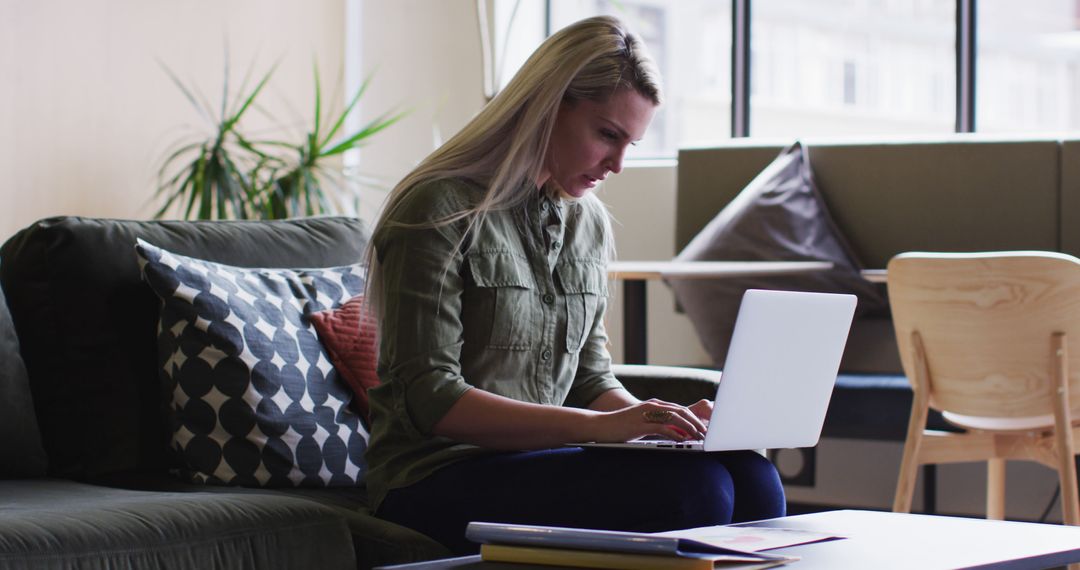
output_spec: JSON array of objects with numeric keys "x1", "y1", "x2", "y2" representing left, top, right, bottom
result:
[{"x1": 364, "y1": 178, "x2": 623, "y2": 510}]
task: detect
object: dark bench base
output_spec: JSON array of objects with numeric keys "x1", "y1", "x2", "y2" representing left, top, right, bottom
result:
[
  {"x1": 820, "y1": 374, "x2": 960, "y2": 515},
  {"x1": 824, "y1": 374, "x2": 958, "y2": 441}
]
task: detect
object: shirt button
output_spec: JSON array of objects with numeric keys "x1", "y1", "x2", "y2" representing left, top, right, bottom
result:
[
  {"x1": 543, "y1": 293, "x2": 555, "y2": 304},
  {"x1": 551, "y1": 240, "x2": 561, "y2": 250},
  {"x1": 541, "y1": 349, "x2": 552, "y2": 361}
]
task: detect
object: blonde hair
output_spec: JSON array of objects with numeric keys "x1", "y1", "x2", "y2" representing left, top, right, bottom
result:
[
  {"x1": 373, "y1": 14, "x2": 661, "y2": 236},
  {"x1": 365, "y1": 15, "x2": 662, "y2": 309}
]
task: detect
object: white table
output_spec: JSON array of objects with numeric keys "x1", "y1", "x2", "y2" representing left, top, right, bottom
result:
[
  {"x1": 861, "y1": 269, "x2": 888, "y2": 283},
  {"x1": 377, "y1": 509, "x2": 1080, "y2": 569},
  {"x1": 736, "y1": 509, "x2": 1080, "y2": 569}
]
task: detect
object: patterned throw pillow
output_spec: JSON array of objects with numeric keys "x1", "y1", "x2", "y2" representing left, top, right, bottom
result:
[
  {"x1": 136, "y1": 239, "x2": 368, "y2": 487},
  {"x1": 308, "y1": 296, "x2": 380, "y2": 424}
]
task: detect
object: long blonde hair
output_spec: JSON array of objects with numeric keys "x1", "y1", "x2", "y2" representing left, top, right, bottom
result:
[
  {"x1": 365, "y1": 15, "x2": 662, "y2": 312},
  {"x1": 373, "y1": 14, "x2": 661, "y2": 237}
]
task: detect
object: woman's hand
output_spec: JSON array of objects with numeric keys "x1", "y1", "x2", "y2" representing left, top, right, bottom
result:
[
  {"x1": 688, "y1": 398, "x2": 713, "y2": 425},
  {"x1": 432, "y1": 389, "x2": 713, "y2": 450},
  {"x1": 588, "y1": 398, "x2": 709, "y2": 443}
]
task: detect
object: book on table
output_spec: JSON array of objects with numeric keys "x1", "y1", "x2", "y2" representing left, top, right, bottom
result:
[
  {"x1": 478, "y1": 543, "x2": 789, "y2": 570},
  {"x1": 466, "y1": 521, "x2": 840, "y2": 569}
]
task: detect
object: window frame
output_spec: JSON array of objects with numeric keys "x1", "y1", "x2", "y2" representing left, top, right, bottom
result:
[{"x1": 545, "y1": 0, "x2": 979, "y2": 139}]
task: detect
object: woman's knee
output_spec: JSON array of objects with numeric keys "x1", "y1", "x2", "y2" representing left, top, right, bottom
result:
[
  {"x1": 713, "y1": 451, "x2": 777, "y2": 481},
  {"x1": 716, "y1": 451, "x2": 787, "y2": 521},
  {"x1": 633, "y1": 455, "x2": 736, "y2": 528}
]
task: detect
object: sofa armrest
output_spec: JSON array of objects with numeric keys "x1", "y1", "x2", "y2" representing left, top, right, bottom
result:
[{"x1": 612, "y1": 364, "x2": 721, "y2": 406}]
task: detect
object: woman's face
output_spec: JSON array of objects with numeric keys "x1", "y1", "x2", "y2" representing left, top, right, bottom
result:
[{"x1": 542, "y1": 88, "x2": 657, "y2": 199}]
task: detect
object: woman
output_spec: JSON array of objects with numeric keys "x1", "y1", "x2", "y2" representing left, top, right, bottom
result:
[{"x1": 364, "y1": 15, "x2": 785, "y2": 555}]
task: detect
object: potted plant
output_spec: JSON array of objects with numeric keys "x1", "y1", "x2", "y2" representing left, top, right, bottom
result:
[{"x1": 155, "y1": 61, "x2": 404, "y2": 220}]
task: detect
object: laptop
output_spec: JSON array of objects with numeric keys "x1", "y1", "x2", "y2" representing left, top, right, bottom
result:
[{"x1": 578, "y1": 289, "x2": 857, "y2": 452}]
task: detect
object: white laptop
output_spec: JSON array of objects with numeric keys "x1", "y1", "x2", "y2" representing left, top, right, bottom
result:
[{"x1": 579, "y1": 289, "x2": 857, "y2": 452}]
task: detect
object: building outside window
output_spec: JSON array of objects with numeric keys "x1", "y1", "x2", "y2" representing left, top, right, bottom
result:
[
  {"x1": 749, "y1": 0, "x2": 955, "y2": 138},
  {"x1": 977, "y1": 0, "x2": 1080, "y2": 132},
  {"x1": 550, "y1": 0, "x2": 730, "y2": 158},
  {"x1": 495, "y1": 0, "x2": 1080, "y2": 157}
]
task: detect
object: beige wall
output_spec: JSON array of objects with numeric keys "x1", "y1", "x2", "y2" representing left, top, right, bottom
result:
[
  {"x1": 1, "y1": 0, "x2": 347, "y2": 237},
  {"x1": 594, "y1": 163, "x2": 711, "y2": 366},
  {"x1": 354, "y1": 0, "x2": 487, "y2": 221}
]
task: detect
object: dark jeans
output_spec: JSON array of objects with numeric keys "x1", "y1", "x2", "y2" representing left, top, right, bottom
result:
[{"x1": 376, "y1": 446, "x2": 786, "y2": 555}]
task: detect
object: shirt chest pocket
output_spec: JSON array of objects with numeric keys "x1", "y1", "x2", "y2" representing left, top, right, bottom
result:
[
  {"x1": 556, "y1": 262, "x2": 608, "y2": 354},
  {"x1": 465, "y1": 252, "x2": 538, "y2": 350}
]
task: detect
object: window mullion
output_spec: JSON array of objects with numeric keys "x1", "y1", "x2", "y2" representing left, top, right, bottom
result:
[
  {"x1": 956, "y1": 0, "x2": 976, "y2": 133},
  {"x1": 732, "y1": 0, "x2": 751, "y2": 138}
]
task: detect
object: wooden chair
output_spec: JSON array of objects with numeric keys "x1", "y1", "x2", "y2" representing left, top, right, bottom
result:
[{"x1": 888, "y1": 251, "x2": 1080, "y2": 524}]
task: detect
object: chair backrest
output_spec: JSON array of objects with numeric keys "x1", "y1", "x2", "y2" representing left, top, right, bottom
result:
[{"x1": 888, "y1": 251, "x2": 1080, "y2": 419}]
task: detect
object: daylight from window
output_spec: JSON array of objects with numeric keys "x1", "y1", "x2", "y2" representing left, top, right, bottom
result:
[
  {"x1": 978, "y1": 0, "x2": 1080, "y2": 133},
  {"x1": 749, "y1": 0, "x2": 955, "y2": 137},
  {"x1": 495, "y1": 0, "x2": 1080, "y2": 157}
]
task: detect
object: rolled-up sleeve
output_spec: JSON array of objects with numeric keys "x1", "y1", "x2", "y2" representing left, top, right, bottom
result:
[{"x1": 374, "y1": 183, "x2": 475, "y2": 435}]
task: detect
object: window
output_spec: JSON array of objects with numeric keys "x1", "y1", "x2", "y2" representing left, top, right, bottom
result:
[
  {"x1": 977, "y1": 0, "x2": 1080, "y2": 132},
  {"x1": 549, "y1": 1, "x2": 733, "y2": 157},
  {"x1": 750, "y1": 0, "x2": 955, "y2": 137},
  {"x1": 843, "y1": 60, "x2": 858, "y2": 106},
  {"x1": 498, "y1": 0, "x2": 1078, "y2": 158}
]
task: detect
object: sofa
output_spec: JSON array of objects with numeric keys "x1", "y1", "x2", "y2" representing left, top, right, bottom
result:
[
  {"x1": 675, "y1": 135, "x2": 1080, "y2": 443},
  {"x1": 0, "y1": 215, "x2": 723, "y2": 570}
]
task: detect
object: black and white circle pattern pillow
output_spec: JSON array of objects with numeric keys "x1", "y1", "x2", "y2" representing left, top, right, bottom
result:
[{"x1": 136, "y1": 239, "x2": 368, "y2": 487}]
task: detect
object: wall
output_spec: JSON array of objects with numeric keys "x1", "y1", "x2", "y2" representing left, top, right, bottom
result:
[
  {"x1": 1, "y1": 0, "x2": 347, "y2": 237},
  {"x1": 593, "y1": 162, "x2": 711, "y2": 366},
  {"x1": 354, "y1": 0, "x2": 487, "y2": 221}
]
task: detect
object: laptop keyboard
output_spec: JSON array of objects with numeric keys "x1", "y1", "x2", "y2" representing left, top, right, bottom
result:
[{"x1": 625, "y1": 438, "x2": 705, "y2": 449}]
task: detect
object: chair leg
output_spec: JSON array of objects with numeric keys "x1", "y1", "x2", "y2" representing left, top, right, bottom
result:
[
  {"x1": 1053, "y1": 426, "x2": 1079, "y2": 525},
  {"x1": 1050, "y1": 333, "x2": 1079, "y2": 525},
  {"x1": 894, "y1": 385, "x2": 929, "y2": 513},
  {"x1": 895, "y1": 332, "x2": 931, "y2": 514},
  {"x1": 986, "y1": 458, "x2": 1006, "y2": 520},
  {"x1": 894, "y1": 430, "x2": 923, "y2": 513},
  {"x1": 1058, "y1": 455, "x2": 1079, "y2": 526}
]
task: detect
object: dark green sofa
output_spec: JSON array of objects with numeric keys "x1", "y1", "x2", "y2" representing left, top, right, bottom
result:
[{"x1": 0, "y1": 216, "x2": 721, "y2": 569}]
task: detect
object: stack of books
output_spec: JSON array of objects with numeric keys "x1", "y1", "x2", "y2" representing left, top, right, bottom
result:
[{"x1": 466, "y1": 522, "x2": 838, "y2": 569}]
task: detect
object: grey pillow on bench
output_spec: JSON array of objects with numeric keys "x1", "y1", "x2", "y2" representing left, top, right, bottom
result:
[
  {"x1": 667, "y1": 142, "x2": 890, "y2": 369},
  {"x1": 0, "y1": 266, "x2": 48, "y2": 478}
]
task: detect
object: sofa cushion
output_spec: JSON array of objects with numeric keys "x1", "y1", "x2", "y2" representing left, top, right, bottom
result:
[
  {"x1": 0, "y1": 273, "x2": 47, "y2": 478},
  {"x1": 136, "y1": 241, "x2": 368, "y2": 487},
  {"x1": 667, "y1": 142, "x2": 889, "y2": 369},
  {"x1": 88, "y1": 469, "x2": 455, "y2": 568},
  {"x1": 0, "y1": 216, "x2": 369, "y2": 479},
  {"x1": 0, "y1": 479, "x2": 356, "y2": 570},
  {"x1": 309, "y1": 295, "x2": 380, "y2": 424}
]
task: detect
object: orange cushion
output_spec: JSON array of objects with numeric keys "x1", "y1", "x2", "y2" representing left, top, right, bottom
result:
[{"x1": 309, "y1": 296, "x2": 379, "y2": 423}]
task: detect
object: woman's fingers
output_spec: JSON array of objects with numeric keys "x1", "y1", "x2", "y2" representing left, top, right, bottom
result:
[
  {"x1": 688, "y1": 399, "x2": 713, "y2": 424},
  {"x1": 654, "y1": 423, "x2": 701, "y2": 442},
  {"x1": 640, "y1": 402, "x2": 706, "y2": 440},
  {"x1": 593, "y1": 400, "x2": 709, "y2": 443}
]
